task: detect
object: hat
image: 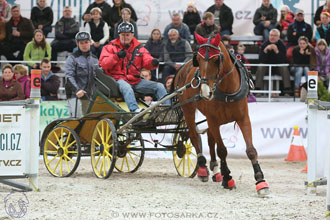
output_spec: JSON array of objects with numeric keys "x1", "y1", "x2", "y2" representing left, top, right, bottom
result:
[
  {"x1": 280, "y1": 5, "x2": 289, "y2": 12},
  {"x1": 90, "y1": 7, "x2": 102, "y2": 14},
  {"x1": 188, "y1": 1, "x2": 195, "y2": 7},
  {"x1": 118, "y1": 22, "x2": 134, "y2": 34},
  {"x1": 296, "y1": 9, "x2": 304, "y2": 15}
]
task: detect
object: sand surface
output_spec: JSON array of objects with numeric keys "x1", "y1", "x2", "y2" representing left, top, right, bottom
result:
[{"x1": 0, "y1": 158, "x2": 325, "y2": 220}]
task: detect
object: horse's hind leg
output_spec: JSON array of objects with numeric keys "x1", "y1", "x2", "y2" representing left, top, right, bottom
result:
[
  {"x1": 181, "y1": 105, "x2": 209, "y2": 182},
  {"x1": 237, "y1": 118, "x2": 270, "y2": 196},
  {"x1": 207, "y1": 130, "x2": 223, "y2": 182}
]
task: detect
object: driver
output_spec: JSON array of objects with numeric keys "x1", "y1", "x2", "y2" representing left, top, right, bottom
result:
[{"x1": 99, "y1": 22, "x2": 170, "y2": 112}]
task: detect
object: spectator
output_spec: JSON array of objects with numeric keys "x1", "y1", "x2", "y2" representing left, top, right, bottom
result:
[
  {"x1": 253, "y1": 0, "x2": 277, "y2": 41},
  {"x1": 110, "y1": 0, "x2": 137, "y2": 39},
  {"x1": 195, "y1": 12, "x2": 220, "y2": 38},
  {"x1": 65, "y1": 31, "x2": 98, "y2": 117},
  {"x1": 0, "y1": 16, "x2": 5, "y2": 56},
  {"x1": 82, "y1": 0, "x2": 112, "y2": 29},
  {"x1": 314, "y1": 0, "x2": 330, "y2": 26},
  {"x1": 315, "y1": 39, "x2": 330, "y2": 87},
  {"x1": 206, "y1": 0, "x2": 233, "y2": 35},
  {"x1": 30, "y1": 0, "x2": 53, "y2": 37},
  {"x1": 165, "y1": 75, "x2": 174, "y2": 93},
  {"x1": 290, "y1": 36, "x2": 316, "y2": 97},
  {"x1": 114, "y1": 8, "x2": 138, "y2": 39},
  {"x1": 0, "y1": 64, "x2": 24, "y2": 101},
  {"x1": 163, "y1": 13, "x2": 191, "y2": 42},
  {"x1": 276, "y1": 5, "x2": 295, "y2": 39},
  {"x1": 144, "y1": 28, "x2": 165, "y2": 81},
  {"x1": 255, "y1": 29, "x2": 291, "y2": 96},
  {"x1": 183, "y1": 1, "x2": 201, "y2": 35},
  {"x1": 0, "y1": 0, "x2": 11, "y2": 22},
  {"x1": 2, "y1": 5, "x2": 34, "y2": 61},
  {"x1": 40, "y1": 58, "x2": 60, "y2": 101},
  {"x1": 315, "y1": 12, "x2": 330, "y2": 47},
  {"x1": 23, "y1": 29, "x2": 51, "y2": 70},
  {"x1": 99, "y1": 22, "x2": 169, "y2": 112},
  {"x1": 51, "y1": 6, "x2": 79, "y2": 70},
  {"x1": 235, "y1": 43, "x2": 250, "y2": 68},
  {"x1": 13, "y1": 64, "x2": 30, "y2": 98},
  {"x1": 222, "y1": 34, "x2": 234, "y2": 53},
  {"x1": 162, "y1": 29, "x2": 192, "y2": 83},
  {"x1": 84, "y1": 7, "x2": 109, "y2": 58},
  {"x1": 286, "y1": 9, "x2": 313, "y2": 62}
]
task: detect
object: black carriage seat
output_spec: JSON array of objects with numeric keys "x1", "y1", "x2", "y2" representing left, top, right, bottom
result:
[{"x1": 94, "y1": 66, "x2": 156, "y2": 101}]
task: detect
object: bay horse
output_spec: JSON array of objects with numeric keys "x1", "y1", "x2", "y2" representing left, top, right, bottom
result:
[{"x1": 174, "y1": 33, "x2": 269, "y2": 196}]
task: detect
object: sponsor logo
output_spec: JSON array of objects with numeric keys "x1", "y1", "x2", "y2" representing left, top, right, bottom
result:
[{"x1": 0, "y1": 114, "x2": 21, "y2": 123}]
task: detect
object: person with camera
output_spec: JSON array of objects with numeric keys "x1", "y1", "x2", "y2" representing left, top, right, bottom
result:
[{"x1": 99, "y1": 22, "x2": 170, "y2": 112}]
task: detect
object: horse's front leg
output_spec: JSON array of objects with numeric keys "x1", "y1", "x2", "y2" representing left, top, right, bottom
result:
[
  {"x1": 181, "y1": 105, "x2": 209, "y2": 182},
  {"x1": 237, "y1": 118, "x2": 270, "y2": 196}
]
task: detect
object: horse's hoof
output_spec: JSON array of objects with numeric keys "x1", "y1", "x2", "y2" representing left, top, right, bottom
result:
[
  {"x1": 212, "y1": 172, "x2": 223, "y2": 182},
  {"x1": 256, "y1": 181, "x2": 270, "y2": 198},
  {"x1": 197, "y1": 167, "x2": 209, "y2": 182},
  {"x1": 222, "y1": 178, "x2": 236, "y2": 190}
]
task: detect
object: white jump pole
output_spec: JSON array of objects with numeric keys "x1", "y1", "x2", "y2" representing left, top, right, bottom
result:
[
  {"x1": 306, "y1": 71, "x2": 318, "y2": 196},
  {"x1": 326, "y1": 112, "x2": 330, "y2": 219}
]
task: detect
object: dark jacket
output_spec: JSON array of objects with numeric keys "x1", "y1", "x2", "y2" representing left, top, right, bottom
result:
[
  {"x1": 314, "y1": 4, "x2": 327, "y2": 25},
  {"x1": 52, "y1": 17, "x2": 79, "y2": 44},
  {"x1": 5, "y1": 16, "x2": 34, "y2": 44},
  {"x1": 317, "y1": 25, "x2": 330, "y2": 46},
  {"x1": 89, "y1": 20, "x2": 105, "y2": 42},
  {"x1": 206, "y1": 4, "x2": 233, "y2": 34},
  {"x1": 253, "y1": 4, "x2": 277, "y2": 26},
  {"x1": 287, "y1": 20, "x2": 313, "y2": 46},
  {"x1": 110, "y1": 2, "x2": 137, "y2": 29},
  {"x1": 144, "y1": 39, "x2": 164, "y2": 61},
  {"x1": 183, "y1": 11, "x2": 201, "y2": 35},
  {"x1": 41, "y1": 72, "x2": 60, "y2": 101},
  {"x1": 30, "y1": 5, "x2": 53, "y2": 29},
  {"x1": 0, "y1": 78, "x2": 25, "y2": 101},
  {"x1": 83, "y1": 1, "x2": 112, "y2": 27},
  {"x1": 195, "y1": 22, "x2": 220, "y2": 38},
  {"x1": 259, "y1": 40, "x2": 287, "y2": 64},
  {"x1": 292, "y1": 45, "x2": 316, "y2": 67},
  {"x1": 165, "y1": 38, "x2": 187, "y2": 63},
  {"x1": 0, "y1": 20, "x2": 5, "y2": 42}
]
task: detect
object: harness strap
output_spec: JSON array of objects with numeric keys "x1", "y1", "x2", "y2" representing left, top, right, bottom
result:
[{"x1": 127, "y1": 44, "x2": 143, "y2": 72}]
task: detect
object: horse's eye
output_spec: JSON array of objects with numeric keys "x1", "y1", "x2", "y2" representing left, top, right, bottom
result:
[{"x1": 214, "y1": 56, "x2": 220, "y2": 66}]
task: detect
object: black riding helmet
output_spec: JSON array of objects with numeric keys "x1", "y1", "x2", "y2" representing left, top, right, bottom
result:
[
  {"x1": 118, "y1": 22, "x2": 134, "y2": 34},
  {"x1": 75, "y1": 31, "x2": 91, "y2": 41}
]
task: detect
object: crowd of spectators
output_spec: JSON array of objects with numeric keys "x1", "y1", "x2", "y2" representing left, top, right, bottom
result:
[{"x1": 1, "y1": 0, "x2": 330, "y2": 103}]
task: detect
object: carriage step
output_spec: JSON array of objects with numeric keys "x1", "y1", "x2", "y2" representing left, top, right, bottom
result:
[{"x1": 197, "y1": 128, "x2": 208, "y2": 134}]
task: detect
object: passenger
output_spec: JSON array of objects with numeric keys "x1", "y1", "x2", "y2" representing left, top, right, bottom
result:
[
  {"x1": 99, "y1": 22, "x2": 170, "y2": 112},
  {"x1": 13, "y1": 64, "x2": 30, "y2": 99},
  {"x1": 65, "y1": 31, "x2": 98, "y2": 117},
  {"x1": 0, "y1": 64, "x2": 24, "y2": 101}
]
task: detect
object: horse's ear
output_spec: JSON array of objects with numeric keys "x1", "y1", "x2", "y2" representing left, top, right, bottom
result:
[
  {"x1": 195, "y1": 32, "x2": 208, "y2": 45},
  {"x1": 211, "y1": 33, "x2": 221, "y2": 46}
]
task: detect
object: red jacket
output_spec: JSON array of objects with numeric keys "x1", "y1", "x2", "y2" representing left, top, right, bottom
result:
[{"x1": 99, "y1": 38, "x2": 156, "y2": 85}]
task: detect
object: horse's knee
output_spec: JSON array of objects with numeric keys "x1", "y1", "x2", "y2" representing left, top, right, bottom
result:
[{"x1": 246, "y1": 147, "x2": 257, "y2": 161}]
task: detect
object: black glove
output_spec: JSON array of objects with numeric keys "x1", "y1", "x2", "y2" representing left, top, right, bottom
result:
[
  {"x1": 151, "y1": 58, "x2": 159, "y2": 67},
  {"x1": 117, "y1": 49, "x2": 127, "y2": 58}
]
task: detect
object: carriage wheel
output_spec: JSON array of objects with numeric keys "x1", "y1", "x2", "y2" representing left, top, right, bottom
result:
[
  {"x1": 172, "y1": 123, "x2": 201, "y2": 178},
  {"x1": 90, "y1": 119, "x2": 117, "y2": 179},
  {"x1": 43, "y1": 126, "x2": 81, "y2": 177},
  {"x1": 115, "y1": 133, "x2": 145, "y2": 173}
]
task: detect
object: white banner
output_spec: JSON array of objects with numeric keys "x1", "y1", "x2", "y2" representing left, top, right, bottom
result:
[
  {"x1": 0, "y1": 106, "x2": 27, "y2": 176},
  {"x1": 15, "y1": 0, "x2": 315, "y2": 36}
]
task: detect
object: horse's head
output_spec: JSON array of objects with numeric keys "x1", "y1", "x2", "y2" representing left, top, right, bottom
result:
[{"x1": 193, "y1": 33, "x2": 222, "y2": 100}]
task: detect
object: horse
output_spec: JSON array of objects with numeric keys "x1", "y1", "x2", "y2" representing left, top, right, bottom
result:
[{"x1": 174, "y1": 33, "x2": 269, "y2": 196}]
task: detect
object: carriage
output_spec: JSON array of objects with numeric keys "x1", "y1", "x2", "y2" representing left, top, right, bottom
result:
[{"x1": 40, "y1": 67, "x2": 203, "y2": 179}]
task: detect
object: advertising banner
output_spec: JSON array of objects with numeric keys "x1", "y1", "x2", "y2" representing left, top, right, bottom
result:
[{"x1": 0, "y1": 106, "x2": 27, "y2": 176}]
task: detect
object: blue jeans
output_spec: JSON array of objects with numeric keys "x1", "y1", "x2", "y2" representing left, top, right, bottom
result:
[
  {"x1": 254, "y1": 22, "x2": 275, "y2": 41},
  {"x1": 290, "y1": 66, "x2": 309, "y2": 88},
  {"x1": 117, "y1": 79, "x2": 170, "y2": 112}
]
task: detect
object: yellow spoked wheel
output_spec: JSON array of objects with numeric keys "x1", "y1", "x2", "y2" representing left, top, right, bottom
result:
[
  {"x1": 172, "y1": 123, "x2": 200, "y2": 178},
  {"x1": 115, "y1": 134, "x2": 145, "y2": 173},
  {"x1": 43, "y1": 126, "x2": 81, "y2": 177},
  {"x1": 91, "y1": 119, "x2": 117, "y2": 179}
]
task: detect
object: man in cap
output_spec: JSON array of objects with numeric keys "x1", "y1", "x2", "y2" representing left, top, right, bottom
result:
[
  {"x1": 287, "y1": 9, "x2": 312, "y2": 47},
  {"x1": 65, "y1": 31, "x2": 99, "y2": 117},
  {"x1": 99, "y1": 22, "x2": 170, "y2": 112}
]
